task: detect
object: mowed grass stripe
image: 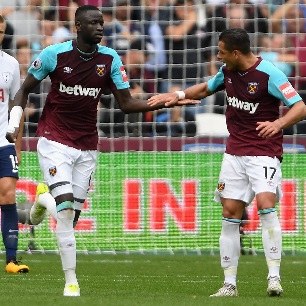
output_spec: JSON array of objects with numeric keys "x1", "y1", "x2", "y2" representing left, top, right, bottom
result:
[{"x1": 0, "y1": 254, "x2": 305, "y2": 306}]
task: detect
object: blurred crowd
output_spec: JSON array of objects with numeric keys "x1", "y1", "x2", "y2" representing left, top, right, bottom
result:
[{"x1": 1, "y1": 0, "x2": 306, "y2": 137}]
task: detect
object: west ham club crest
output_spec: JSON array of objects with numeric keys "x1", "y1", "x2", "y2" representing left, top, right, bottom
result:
[
  {"x1": 247, "y1": 82, "x2": 259, "y2": 94},
  {"x1": 96, "y1": 64, "x2": 106, "y2": 77}
]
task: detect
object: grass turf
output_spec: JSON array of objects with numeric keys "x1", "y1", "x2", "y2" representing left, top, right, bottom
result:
[{"x1": 0, "y1": 253, "x2": 305, "y2": 306}]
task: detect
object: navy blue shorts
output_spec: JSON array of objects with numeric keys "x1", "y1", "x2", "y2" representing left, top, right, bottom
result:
[{"x1": 0, "y1": 145, "x2": 19, "y2": 179}]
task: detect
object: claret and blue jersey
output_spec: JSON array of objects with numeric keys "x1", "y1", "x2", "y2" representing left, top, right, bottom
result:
[
  {"x1": 207, "y1": 57, "x2": 302, "y2": 159},
  {"x1": 28, "y1": 40, "x2": 130, "y2": 150}
]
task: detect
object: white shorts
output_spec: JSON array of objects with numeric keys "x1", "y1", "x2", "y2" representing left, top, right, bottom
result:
[
  {"x1": 37, "y1": 137, "x2": 98, "y2": 200},
  {"x1": 214, "y1": 153, "x2": 283, "y2": 205}
]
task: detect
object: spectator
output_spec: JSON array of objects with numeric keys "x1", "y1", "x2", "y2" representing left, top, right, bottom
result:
[
  {"x1": 153, "y1": 85, "x2": 197, "y2": 136},
  {"x1": 271, "y1": 0, "x2": 306, "y2": 100},
  {"x1": 38, "y1": 13, "x2": 57, "y2": 49},
  {"x1": 53, "y1": 1, "x2": 78, "y2": 43},
  {"x1": 5, "y1": 0, "x2": 42, "y2": 48},
  {"x1": 52, "y1": 25, "x2": 74, "y2": 44},
  {"x1": 2, "y1": 20, "x2": 14, "y2": 54},
  {"x1": 123, "y1": 39, "x2": 157, "y2": 98},
  {"x1": 206, "y1": 0, "x2": 269, "y2": 33},
  {"x1": 52, "y1": 0, "x2": 83, "y2": 24},
  {"x1": 266, "y1": 0, "x2": 287, "y2": 14},
  {"x1": 53, "y1": 0, "x2": 109, "y2": 23},
  {"x1": 133, "y1": 0, "x2": 170, "y2": 92},
  {"x1": 101, "y1": 0, "x2": 142, "y2": 56},
  {"x1": 98, "y1": 91, "x2": 126, "y2": 137},
  {"x1": 16, "y1": 41, "x2": 32, "y2": 81},
  {"x1": 0, "y1": 0, "x2": 27, "y2": 16},
  {"x1": 161, "y1": 0, "x2": 206, "y2": 90},
  {"x1": 204, "y1": 0, "x2": 269, "y2": 68},
  {"x1": 125, "y1": 39, "x2": 196, "y2": 136},
  {"x1": 46, "y1": 0, "x2": 80, "y2": 44},
  {"x1": 99, "y1": 39, "x2": 157, "y2": 136},
  {"x1": 257, "y1": 33, "x2": 297, "y2": 77}
]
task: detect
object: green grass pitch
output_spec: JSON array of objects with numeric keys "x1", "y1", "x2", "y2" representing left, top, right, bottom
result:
[{"x1": 0, "y1": 253, "x2": 305, "y2": 306}]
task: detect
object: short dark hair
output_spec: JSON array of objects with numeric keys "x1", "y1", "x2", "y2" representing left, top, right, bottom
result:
[
  {"x1": 219, "y1": 28, "x2": 251, "y2": 55},
  {"x1": 75, "y1": 5, "x2": 100, "y2": 21}
]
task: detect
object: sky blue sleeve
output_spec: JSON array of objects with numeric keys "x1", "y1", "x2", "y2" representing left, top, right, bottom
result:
[
  {"x1": 267, "y1": 67, "x2": 302, "y2": 107},
  {"x1": 28, "y1": 45, "x2": 57, "y2": 81},
  {"x1": 110, "y1": 52, "x2": 130, "y2": 90},
  {"x1": 207, "y1": 66, "x2": 225, "y2": 92}
]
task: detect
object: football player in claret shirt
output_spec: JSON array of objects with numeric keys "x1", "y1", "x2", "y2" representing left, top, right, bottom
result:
[
  {"x1": 0, "y1": 14, "x2": 29, "y2": 274},
  {"x1": 6, "y1": 5, "x2": 198, "y2": 297},
  {"x1": 148, "y1": 28, "x2": 306, "y2": 297}
]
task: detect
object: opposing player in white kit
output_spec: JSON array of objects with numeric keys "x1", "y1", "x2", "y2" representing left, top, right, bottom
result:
[
  {"x1": 148, "y1": 28, "x2": 306, "y2": 297},
  {"x1": 0, "y1": 14, "x2": 29, "y2": 273},
  {"x1": 6, "y1": 5, "x2": 198, "y2": 296}
]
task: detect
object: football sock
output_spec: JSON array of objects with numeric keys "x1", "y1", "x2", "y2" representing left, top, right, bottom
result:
[
  {"x1": 73, "y1": 199, "x2": 84, "y2": 228},
  {"x1": 38, "y1": 192, "x2": 57, "y2": 221},
  {"x1": 56, "y1": 208, "x2": 77, "y2": 284},
  {"x1": 38, "y1": 193, "x2": 83, "y2": 228},
  {"x1": 220, "y1": 218, "x2": 241, "y2": 286},
  {"x1": 1, "y1": 204, "x2": 18, "y2": 263},
  {"x1": 259, "y1": 209, "x2": 282, "y2": 278},
  {"x1": 73, "y1": 209, "x2": 81, "y2": 228}
]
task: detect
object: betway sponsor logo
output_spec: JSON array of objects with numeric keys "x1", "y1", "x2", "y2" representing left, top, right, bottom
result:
[
  {"x1": 227, "y1": 95, "x2": 259, "y2": 114},
  {"x1": 59, "y1": 82, "x2": 101, "y2": 99}
]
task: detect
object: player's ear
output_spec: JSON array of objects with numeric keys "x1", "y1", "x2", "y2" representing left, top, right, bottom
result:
[{"x1": 75, "y1": 21, "x2": 81, "y2": 30}]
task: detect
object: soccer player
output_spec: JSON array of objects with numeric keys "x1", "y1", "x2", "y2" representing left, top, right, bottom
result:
[
  {"x1": 0, "y1": 14, "x2": 29, "y2": 274},
  {"x1": 6, "y1": 5, "x2": 197, "y2": 297},
  {"x1": 148, "y1": 28, "x2": 306, "y2": 297}
]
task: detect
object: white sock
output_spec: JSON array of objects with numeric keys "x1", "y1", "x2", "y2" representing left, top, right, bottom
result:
[
  {"x1": 260, "y1": 210, "x2": 282, "y2": 278},
  {"x1": 38, "y1": 192, "x2": 57, "y2": 221},
  {"x1": 56, "y1": 209, "x2": 77, "y2": 284},
  {"x1": 220, "y1": 219, "x2": 241, "y2": 286}
]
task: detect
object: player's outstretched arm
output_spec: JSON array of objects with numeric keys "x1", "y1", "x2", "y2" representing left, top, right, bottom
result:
[
  {"x1": 6, "y1": 74, "x2": 40, "y2": 143},
  {"x1": 148, "y1": 82, "x2": 211, "y2": 108},
  {"x1": 113, "y1": 88, "x2": 200, "y2": 114}
]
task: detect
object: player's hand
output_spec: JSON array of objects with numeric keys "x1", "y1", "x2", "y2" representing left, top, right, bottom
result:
[
  {"x1": 6, "y1": 128, "x2": 19, "y2": 143},
  {"x1": 148, "y1": 93, "x2": 200, "y2": 107},
  {"x1": 148, "y1": 93, "x2": 178, "y2": 107},
  {"x1": 176, "y1": 99, "x2": 201, "y2": 106},
  {"x1": 256, "y1": 120, "x2": 281, "y2": 138}
]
